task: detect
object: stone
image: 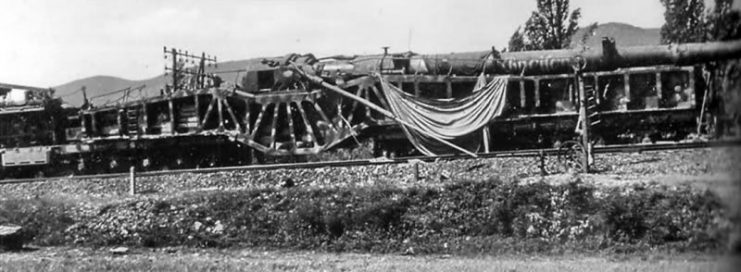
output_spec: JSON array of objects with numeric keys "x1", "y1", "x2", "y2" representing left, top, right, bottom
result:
[
  {"x1": 109, "y1": 247, "x2": 129, "y2": 255},
  {"x1": 212, "y1": 221, "x2": 225, "y2": 234},
  {"x1": 281, "y1": 178, "x2": 295, "y2": 188},
  {"x1": 0, "y1": 225, "x2": 24, "y2": 251}
]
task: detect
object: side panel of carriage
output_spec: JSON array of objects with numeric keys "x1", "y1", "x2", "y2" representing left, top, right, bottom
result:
[
  {"x1": 67, "y1": 89, "x2": 252, "y2": 173},
  {"x1": 490, "y1": 66, "x2": 700, "y2": 148},
  {"x1": 366, "y1": 65, "x2": 703, "y2": 154}
]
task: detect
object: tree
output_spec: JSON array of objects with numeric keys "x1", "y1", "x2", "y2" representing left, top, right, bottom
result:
[
  {"x1": 508, "y1": 27, "x2": 527, "y2": 52},
  {"x1": 508, "y1": 0, "x2": 582, "y2": 51},
  {"x1": 659, "y1": 0, "x2": 706, "y2": 44},
  {"x1": 704, "y1": 0, "x2": 741, "y2": 41},
  {"x1": 701, "y1": 0, "x2": 741, "y2": 136}
]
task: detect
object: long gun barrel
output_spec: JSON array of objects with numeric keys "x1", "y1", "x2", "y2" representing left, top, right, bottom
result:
[{"x1": 317, "y1": 39, "x2": 741, "y2": 77}]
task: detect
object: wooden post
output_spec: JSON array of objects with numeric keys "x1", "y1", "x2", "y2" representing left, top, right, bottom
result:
[
  {"x1": 414, "y1": 162, "x2": 419, "y2": 182},
  {"x1": 129, "y1": 166, "x2": 136, "y2": 195},
  {"x1": 539, "y1": 150, "x2": 546, "y2": 176},
  {"x1": 171, "y1": 48, "x2": 178, "y2": 92},
  {"x1": 482, "y1": 126, "x2": 491, "y2": 153}
]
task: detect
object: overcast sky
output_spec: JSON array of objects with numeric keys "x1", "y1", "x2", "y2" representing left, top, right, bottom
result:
[{"x1": 0, "y1": 0, "x2": 732, "y2": 87}]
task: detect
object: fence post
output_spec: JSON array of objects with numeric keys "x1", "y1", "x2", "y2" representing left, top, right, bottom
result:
[
  {"x1": 539, "y1": 150, "x2": 546, "y2": 176},
  {"x1": 414, "y1": 162, "x2": 419, "y2": 182},
  {"x1": 129, "y1": 166, "x2": 136, "y2": 195}
]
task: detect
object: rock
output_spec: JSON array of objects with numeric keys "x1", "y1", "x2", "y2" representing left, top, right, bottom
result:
[
  {"x1": 109, "y1": 247, "x2": 129, "y2": 255},
  {"x1": 212, "y1": 221, "x2": 225, "y2": 234},
  {"x1": 402, "y1": 247, "x2": 415, "y2": 256},
  {"x1": 281, "y1": 178, "x2": 295, "y2": 188},
  {"x1": 193, "y1": 221, "x2": 203, "y2": 231},
  {"x1": 439, "y1": 170, "x2": 451, "y2": 181},
  {"x1": 0, "y1": 224, "x2": 24, "y2": 251}
]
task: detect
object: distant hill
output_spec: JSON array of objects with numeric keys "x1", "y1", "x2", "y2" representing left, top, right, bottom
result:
[
  {"x1": 54, "y1": 58, "x2": 271, "y2": 106},
  {"x1": 571, "y1": 22, "x2": 661, "y2": 48},
  {"x1": 55, "y1": 22, "x2": 662, "y2": 107}
]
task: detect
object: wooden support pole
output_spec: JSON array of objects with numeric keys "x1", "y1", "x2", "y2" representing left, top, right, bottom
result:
[
  {"x1": 482, "y1": 126, "x2": 491, "y2": 153},
  {"x1": 168, "y1": 99, "x2": 176, "y2": 135}
]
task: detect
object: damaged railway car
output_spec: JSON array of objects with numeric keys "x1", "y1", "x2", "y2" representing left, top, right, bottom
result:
[{"x1": 1, "y1": 38, "x2": 740, "y2": 178}]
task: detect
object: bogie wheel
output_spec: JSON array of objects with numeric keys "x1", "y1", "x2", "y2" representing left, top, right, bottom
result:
[{"x1": 556, "y1": 140, "x2": 585, "y2": 173}]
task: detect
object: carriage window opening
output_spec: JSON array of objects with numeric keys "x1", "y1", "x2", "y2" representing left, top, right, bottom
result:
[
  {"x1": 418, "y1": 82, "x2": 449, "y2": 99},
  {"x1": 538, "y1": 78, "x2": 574, "y2": 114},
  {"x1": 401, "y1": 82, "x2": 416, "y2": 95},
  {"x1": 628, "y1": 73, "x2": 658, "y2": 110},
  {"x1": 451, "y1": 81, "x2": 476, "y2": 98},
  {"x1": 598, "y1": 75, "x2": 627, "y2": 111},
  {"x1": 505, "y1": 80, "x2": 522, "y2": 115},
  {"x1": 521, "y1": 80, "x2": 537, "y2": 113},
  {"x1": 660, "y1": 71, "x2": 693, "y2": 109},
  {"x1": 83, "y1": 114, "x2": 93, "y2": 137},
  {"x1": 96, "y1": 110, "x2": 120, "y2": 136}
]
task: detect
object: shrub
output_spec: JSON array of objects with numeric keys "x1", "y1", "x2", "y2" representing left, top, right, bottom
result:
[
  {"x1": 0, "y1": 197, "x2": 75, "y2": 246},
  {"x1": 51, "y1": 177, "x2": 733, "y2": 254}
]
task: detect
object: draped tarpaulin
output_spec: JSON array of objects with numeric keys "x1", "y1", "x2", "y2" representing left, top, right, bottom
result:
[{"x1": 379, "y1": 74, "x2": 510, "y2": 156}]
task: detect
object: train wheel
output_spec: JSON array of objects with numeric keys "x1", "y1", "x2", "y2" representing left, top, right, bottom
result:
[{"x1": 557, "y1": 140, "x2": 585, "y2": 173}]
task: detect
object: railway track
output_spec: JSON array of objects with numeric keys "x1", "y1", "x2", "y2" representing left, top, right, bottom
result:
[{"x1": 1, "y1": 139, "x2": 739, "y2": 185}]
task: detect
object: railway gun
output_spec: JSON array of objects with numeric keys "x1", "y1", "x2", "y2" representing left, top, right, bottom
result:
[{"x1": 1, "y1": 38, "x2": 741, "y2": 178}]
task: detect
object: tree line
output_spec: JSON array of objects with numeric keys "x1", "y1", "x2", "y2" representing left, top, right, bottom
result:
[{"x1": 508, "y1": 0, "x2": 741, "y2": 52}]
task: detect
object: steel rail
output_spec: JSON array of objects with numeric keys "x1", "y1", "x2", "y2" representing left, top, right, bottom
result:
[{"x1": 1, "y1": 139, "x2": 739, "y2": 185}]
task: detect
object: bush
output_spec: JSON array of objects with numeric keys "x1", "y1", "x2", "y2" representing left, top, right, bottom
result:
[
  {"x1": 50, "y1": 177, "x2": 734, "y2": 254},
  {"x1": 0, "y1": 198, "x2": 75, "y2": 246}
]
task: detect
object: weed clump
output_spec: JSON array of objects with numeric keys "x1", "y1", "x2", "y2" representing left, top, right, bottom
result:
[{"x1": 0, "y1": 198, "x2": 75, "y2": 246}]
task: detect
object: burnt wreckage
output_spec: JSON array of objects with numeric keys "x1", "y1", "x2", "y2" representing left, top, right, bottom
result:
[{"x1": 1, "y1": 39, "x2": 740, "y2": 178}]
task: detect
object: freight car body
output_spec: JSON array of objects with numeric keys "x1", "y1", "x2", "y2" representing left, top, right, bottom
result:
[
  {"x1": 68, "y1": 88, "x2": 253, "y2": 173},
  {"x1": 390, "y1": 65, "x2": 697, "y2": 146},
  {"x1": 312, "y1": 64, "x2": 702, "y2": 157},
  {"x1": 0, "y1": 83, "x2": 72, "y2": 177}
]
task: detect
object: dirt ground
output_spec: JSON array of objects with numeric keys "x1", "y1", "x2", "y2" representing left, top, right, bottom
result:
[{"x1": 0, "y1": 246, "x2": 738, "y2": 272}]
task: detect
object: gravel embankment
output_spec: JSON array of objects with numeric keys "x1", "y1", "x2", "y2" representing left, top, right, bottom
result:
[
  {"x1": 0, "y1": 147, "x2": 738, "y2": 202},
  {"x1": 0, "y1": 147, "x2": 738, "y2": 255}
]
